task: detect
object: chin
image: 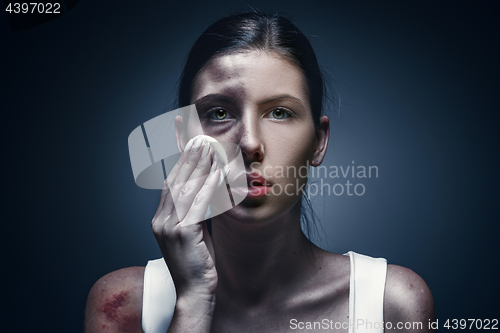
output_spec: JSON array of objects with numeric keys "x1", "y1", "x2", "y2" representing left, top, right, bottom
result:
[{"x1": 215, "y1": 195, "x2": 301, "y2": 226}]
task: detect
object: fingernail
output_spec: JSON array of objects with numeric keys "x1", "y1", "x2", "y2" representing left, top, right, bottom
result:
[
  {"x1": 223, "y1": 164, "x2": 231, "y2": 177},
  {"x1": 201, "y1": 142, "x2": 210, "y2": 157},
  {"x1": 192, "y1": 137, "x2": 204, "y2": 152},
  {"x1": 210, "y1": 161, "x2": 218, "y2": 174},
  {"x1": 218, "y1": 170, "x2": 226, "y2": 187},
  {"x1": 183, "y1": 138, "x2": 195, "y2": 153}
]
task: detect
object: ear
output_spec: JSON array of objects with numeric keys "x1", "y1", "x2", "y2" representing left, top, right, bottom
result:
[
  {"x1": 174, "y1": 115, "x2": 186, "y2": 153},
  {"x1": 311, "y1": 116, "x2": 330, "y2": 167}
]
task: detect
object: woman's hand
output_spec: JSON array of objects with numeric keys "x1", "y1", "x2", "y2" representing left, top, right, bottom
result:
[{"x1": 151, "y1": 136, "x2": 221, "y2": 332}]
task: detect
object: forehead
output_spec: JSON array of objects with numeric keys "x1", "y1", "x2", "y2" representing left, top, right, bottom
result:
[{"x1": 191, "y1": 51, "x2": 309, "y2": 104}]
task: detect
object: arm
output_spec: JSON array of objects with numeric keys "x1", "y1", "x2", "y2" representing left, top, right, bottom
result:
[
  {"x1": 166, "y1": 292, "x2": 215, "y2": 333},
  {"x1": 153, "y1": 136, "x2": 221, "y2": 333},
  {"x1": 85, "y1": 137, "x2": 220, "y2": 333},
  {"x1": 84, "y1": 267, "x2": 145, "y2": 333},
  {"x1": 384, "y1": 264, "x2": 436, "y2": 332}
]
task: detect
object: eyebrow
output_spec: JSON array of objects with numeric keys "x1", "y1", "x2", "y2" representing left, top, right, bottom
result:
[
  {"x1": 194, "y1": 94, "x2": 237, "y2": 105},
  {"x1": 257, "y1": 94, "x2": 305, "y2": 106},
  {"x1": 194, "y1": 93, "x2": 305, "y2": 106}
]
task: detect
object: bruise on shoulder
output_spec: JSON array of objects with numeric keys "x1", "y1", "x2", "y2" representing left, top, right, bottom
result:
[
  {"x1": 85, "y1": 267, "x2": 144, "y2": 332},
  {"x1": 101, "y1": 291, "x2": 129, "y2": 321},
  {"x1": 99, "y1": 290, "x2": 142, "y2": 332}
]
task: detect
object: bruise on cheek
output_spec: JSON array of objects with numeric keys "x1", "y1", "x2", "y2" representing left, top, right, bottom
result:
[{"x1": 101, "y1": 291, "x2": 129, "y2": 322}]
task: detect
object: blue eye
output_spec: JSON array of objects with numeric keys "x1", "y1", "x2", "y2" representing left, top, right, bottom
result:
[{"x1": 270, "y1": 108, "x2": 290, "y2": 119}]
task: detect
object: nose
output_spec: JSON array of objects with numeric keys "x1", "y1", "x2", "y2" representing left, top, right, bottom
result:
[{"x1": 238, "y1": 115, "x2": 264, "y2": 165}]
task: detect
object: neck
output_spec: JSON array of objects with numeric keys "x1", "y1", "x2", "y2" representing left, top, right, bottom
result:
[{"x1": 211, "y1": 201, "x2": 317, "y2": 306}]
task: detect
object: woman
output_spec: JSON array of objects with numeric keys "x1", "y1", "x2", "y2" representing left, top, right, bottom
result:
[{"x1": 84, "y1": 12, "x2": 435, "y2": 333}]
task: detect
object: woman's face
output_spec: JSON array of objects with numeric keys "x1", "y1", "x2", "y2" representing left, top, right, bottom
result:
[{"x1": 190, "y1": 50, "x2": 328, "y2": 224}]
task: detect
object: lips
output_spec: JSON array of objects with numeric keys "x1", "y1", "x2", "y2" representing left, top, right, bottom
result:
[
  {"x1": 246, "y1": 172, "x2": 270, "y2": 187},
  {"x1": 244, "y1": 172, "x2": 271, "y2": 198},
  {"x1": 228, "y1": 171, "x2": 271, "y2": 200}
]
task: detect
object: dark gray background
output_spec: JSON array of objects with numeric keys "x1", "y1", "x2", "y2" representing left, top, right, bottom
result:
[{"x1": 2, "y1": 0, "x2": 499, "y2": 331}]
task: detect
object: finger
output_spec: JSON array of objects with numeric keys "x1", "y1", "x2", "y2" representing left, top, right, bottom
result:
[
  {"x1": 152, "y1": 205, "x2": 179, "y2": 237},
  {"x1": 169, "y1": 137, "x2": 207, "y2": 198},
  {"x1": 166, "y1": 135, "x2": 198, "y2": 184},
  {"x1": 172, "y1": 146, "x2": 214, "y2": 221},
  {"x1": 202, "y1": 220, "x2": 215, "y2": 264},
  {"x1": 179, "y1": 164, "x2": 221, "y2": 227},
  {"x1": 156, "y1": 147, "x2": 213, "y2": 219},
  {"x1": 157, "y1": 136, "x2": 207, "y2": 215},
  {"x1": 154, "y1": 140, "x2": 214, "y2": 231},
  {"x1": 154, "y1": 185, "x2": 173, "y2": 220},
  {"x1": 187, "y1": 143, "x2": 213, "y2": 183},
  {"x1": 155, "y1": 137, "x2": 197, "y2": 214}
]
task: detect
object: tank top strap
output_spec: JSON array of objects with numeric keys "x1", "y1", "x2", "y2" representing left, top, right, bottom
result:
[
  {"x1": 345, "y1": 251, "x2": 388, "y2": 333},
  {"x1": 142, "y1": 258, "x2": 176, "y2": 333},
  {"x1": 142, "y1": 253, "x2": 387, "y2": 333}
]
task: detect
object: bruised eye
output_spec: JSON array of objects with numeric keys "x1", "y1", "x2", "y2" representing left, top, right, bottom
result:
[
  {"x1": 214, "y1": 109, "x2": 227, "y2": 120},
  {"x1": 205, "y1": 108, "x2": 231, "y2": 121},
  {"x1": 203, "y1": 107, "x2": 233, "y2": 121},
  {"x1": 270, "y1": 108, "x2": 291, "y2": 119}
]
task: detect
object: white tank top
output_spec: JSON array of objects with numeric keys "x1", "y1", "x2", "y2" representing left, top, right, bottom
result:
[{"x1": 142, "y1": 251, "x2": 387, "y2": 333}]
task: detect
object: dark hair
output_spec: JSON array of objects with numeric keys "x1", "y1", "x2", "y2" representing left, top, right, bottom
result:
[
  {"x1": 178, "y1": 11, "x2": 329, "y2": 243},
  {"x1": 177, "y1": 11, "x2": 326, "y2": 128}
]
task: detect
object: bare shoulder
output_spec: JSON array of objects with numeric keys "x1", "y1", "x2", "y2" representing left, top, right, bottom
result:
[
  {"x1": 384, "y1": 264, "x2": 436, "y2": 332},
  {"x1": 84, "y1": 266, "x2": 145, "y2": 333}
]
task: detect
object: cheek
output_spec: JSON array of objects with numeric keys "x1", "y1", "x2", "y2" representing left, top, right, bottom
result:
[
  {"x1": 266, "y1": 125, "x2": 316, "y2": 166},
  {"x1": 262, "y1": 126, "x2": 316, "y2": 190}
]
